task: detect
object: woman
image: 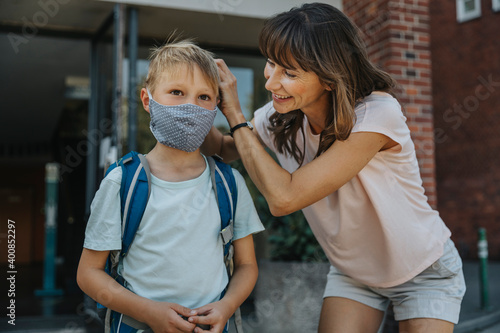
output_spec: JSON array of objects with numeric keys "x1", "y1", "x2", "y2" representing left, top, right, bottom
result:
[{"x1": 200, "y1": 3, "x2": 465, "y2": 333}]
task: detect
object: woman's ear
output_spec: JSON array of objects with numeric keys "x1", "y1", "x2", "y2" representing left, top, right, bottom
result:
[
  {"x1": 140, "y1": 88, "x2": 150, "y2": 113},
  {"x1": 323, "y1": 83, "x2": 334, "y2": 91}
]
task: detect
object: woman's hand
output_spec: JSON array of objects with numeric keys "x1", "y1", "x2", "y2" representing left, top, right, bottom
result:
[{"x1": 215, "y1": 59, "x2": 247, "y2": 127}]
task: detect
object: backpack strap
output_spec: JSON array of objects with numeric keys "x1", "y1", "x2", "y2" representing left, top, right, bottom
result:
[
  {"x1": 102, "y1": 152, "x2": 151, "y2": 288},
  {"x1": 208, "y1": 156, "x2": 242, "y2": 333},
  {"x1": 207, "y1": 157, "x2": 237, "y2": 258},
  {"x1": 118, "y1": 152, "x2": 151, "y2": 257},
  {"x1": 101, "y1": 152, "x2": 152, "y2": 329}
]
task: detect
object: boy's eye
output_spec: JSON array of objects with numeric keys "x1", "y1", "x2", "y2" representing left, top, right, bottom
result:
[
  {"x1": 170, "y1": 90, "x2": 183, "y2": 96},
  {"x1": 199, "y1": 95, "x2": 211, "y2": 101}
]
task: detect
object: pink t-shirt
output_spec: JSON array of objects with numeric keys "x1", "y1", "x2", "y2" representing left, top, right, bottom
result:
[{"x1": 254, "y1": 93, "x2": 451, "y2": 288}]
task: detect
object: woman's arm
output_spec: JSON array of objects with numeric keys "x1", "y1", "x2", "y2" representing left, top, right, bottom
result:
[
  {"x1": 235, "y1": 128, "x2": 389, "y2": 216},
  {"x1": 77, "y1": 248, "x2": 197, "y2": 333},
  {"x1": 201, "y1": 119, "x2": 264, "y2": 163},
  {"x1": 215, "y1": 59, "x2": 392, "y2": 216},
  {"x1": 200, "y1": 127, "x2": 239, "y2": 162},
  {"x1": 201, "y1": 121, "x2": 264, "y2": 163}
]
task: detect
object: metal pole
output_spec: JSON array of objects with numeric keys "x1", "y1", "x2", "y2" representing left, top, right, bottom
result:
[
  {"x1": 35, "y1": 163, "x2": 63, "y2": 298},
  {"x1": 112, "y1": 3, "x2": 125, "y2": 157},
  {"x1": 478, "y1": 227, "x2": 490, "y2": 310},
  {"x1": 86, "y1": 11, "x2": 113, "y2": 215},
  {"x1": 128, "y1": 7, "x2": 138, "y2": 152},
  {"x1": 85, "y1": 40, "x2": 99, "y2": 217}
]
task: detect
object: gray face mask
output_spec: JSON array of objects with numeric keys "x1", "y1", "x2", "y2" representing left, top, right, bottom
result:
[{"x1": 147, "y1": 90, "x2": 217, "y2": 152}]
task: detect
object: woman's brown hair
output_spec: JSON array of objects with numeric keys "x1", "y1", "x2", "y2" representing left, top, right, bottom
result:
[{"x1": 259, "y1": 3, "x2": 397, "y2": 165}]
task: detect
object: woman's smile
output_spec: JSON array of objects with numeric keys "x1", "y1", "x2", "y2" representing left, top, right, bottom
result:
[{"x1": 272, "y1": 93, "x2": 293, "y2": 103}]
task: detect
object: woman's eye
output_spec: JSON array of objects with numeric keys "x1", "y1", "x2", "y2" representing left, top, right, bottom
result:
[
  {"x1": 266, "y1": 59, "x2": 275, "y2": 67},
  {"x1": 285, "y1": 71, "x2": 297, "y2": 78},
  {"x1": 199, "y1": 95, "x2": 211, "y2": 101},
  {"x1": 170, "y1": 90, "x2": 183, "y2": 96}
]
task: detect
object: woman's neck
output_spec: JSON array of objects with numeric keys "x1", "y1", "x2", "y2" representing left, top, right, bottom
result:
[{"x1": 302, "y1": 96, "x2": 332, "y2": 135}]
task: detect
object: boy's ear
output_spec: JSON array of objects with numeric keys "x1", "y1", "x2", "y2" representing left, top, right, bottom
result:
[{"x1": 140, "y1": 88, "x2": 150, "y2": 113}]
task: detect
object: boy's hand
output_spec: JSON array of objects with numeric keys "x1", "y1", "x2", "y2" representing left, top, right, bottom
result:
[
  {"x1": 145, "y1": 301, "x2": 198, "y2": 333},
  {"x1": 188, "y1": 300, "x2": 233, "y2": 333}
]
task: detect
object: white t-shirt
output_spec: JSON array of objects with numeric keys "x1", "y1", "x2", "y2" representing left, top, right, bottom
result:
[
  {"x1": 84, "y1": 156, "x2": 264, "y2": 308},
  {"x1": 254, "y1": 93, "x2": 451, "y2": 288}
]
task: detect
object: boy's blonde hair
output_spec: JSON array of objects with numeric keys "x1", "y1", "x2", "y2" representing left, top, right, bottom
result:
[{"x1": 145, "y1": 39, "x2": 219, "y2": 95}]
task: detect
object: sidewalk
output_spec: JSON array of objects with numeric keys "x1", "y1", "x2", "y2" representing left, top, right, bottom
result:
[
  {"x1": 454, "y1": 260, "x2": 500, "y2": 332},
  {"x1": 1, "y1": 261, "x2": 499, "y2": 332}
]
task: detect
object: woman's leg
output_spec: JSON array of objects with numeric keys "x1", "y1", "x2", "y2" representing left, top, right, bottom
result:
[
  {"x1": 318, "y1": 296, "x2": 384, "y2": 333},
  {"x1": 399, "y1": 318, "x2": 454, "y2": 333}
]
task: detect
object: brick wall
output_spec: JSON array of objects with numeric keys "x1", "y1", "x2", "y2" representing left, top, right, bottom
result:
[
  {"x1": 344, "y1": 0, "x2": 437, "y2": 207},
  {"x1": 430, "y1": 0, "x2": 500, "y2": 259}
]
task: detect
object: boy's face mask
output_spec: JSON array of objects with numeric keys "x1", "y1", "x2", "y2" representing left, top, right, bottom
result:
[{"x1": 147, "y1": 89, "x2": 218, "y2": 152}]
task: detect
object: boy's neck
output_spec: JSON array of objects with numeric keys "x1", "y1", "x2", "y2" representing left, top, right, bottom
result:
[{"x1": 145, "y1": 143, "x2": 206, "y2": 182}]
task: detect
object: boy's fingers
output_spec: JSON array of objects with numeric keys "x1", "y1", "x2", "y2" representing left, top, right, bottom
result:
[
  {"x1": 171, "y1": 303, "x2": 196, "y2": 317},
  {"x1": 188, "y1": 314, "x2": 212, "y2": 325},
  {"x1": 173, "y1": 316, "x2": 197, "y2": 332},
  {"x1": 193, "y1": 328, "x2": 212, "y2": 333},
  {"x1": 192, "y1": 305, "x2": 210, "y2": 315}
]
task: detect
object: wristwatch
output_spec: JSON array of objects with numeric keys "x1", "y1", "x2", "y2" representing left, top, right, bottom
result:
[{"x1": 229, "y1": 121, "x2": 253, "y2": 137}]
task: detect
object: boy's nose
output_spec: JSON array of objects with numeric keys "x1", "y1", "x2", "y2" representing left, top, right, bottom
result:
[{"x1": 187, "y1": 96, "x2": 199, "y2": 106}]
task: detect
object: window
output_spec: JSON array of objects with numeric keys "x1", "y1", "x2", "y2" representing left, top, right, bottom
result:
[
  {"x1": 456, "y1": 0, "x2": 481, "y2": 22},
  {"x1": 493, "y1": 0, "x2": 500, "y2": 12}
]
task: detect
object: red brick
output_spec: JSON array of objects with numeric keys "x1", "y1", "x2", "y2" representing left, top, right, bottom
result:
[
  {"x1": 418, "y1": 35, "x2": 431, "y2": 43},
  {"x1": 429, "y1": 0, "x2": 500, "y2": 259},
  {"x1": 389, "y1": 41, "x2": 413, "y2": 49},
  {"x1": 407, "y1": 88, "x2": 419, "y2": 95},
  {"x1": 413, "y1": 62, "x2": 431, "y2": 69}
]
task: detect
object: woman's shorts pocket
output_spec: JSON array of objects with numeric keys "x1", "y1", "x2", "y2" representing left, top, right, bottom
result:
[{"x1": 429, "y1": 238, "x2": 463, "y2": 278}]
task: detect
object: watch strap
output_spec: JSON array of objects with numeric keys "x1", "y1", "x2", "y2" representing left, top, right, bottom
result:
[{"x1": 229, "y1": 121, "x2": 252, "y2": 137}]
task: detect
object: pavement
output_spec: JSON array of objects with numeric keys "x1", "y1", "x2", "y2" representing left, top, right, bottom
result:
[
  {"x1": 1, "y1": 260, "x2": 499, "y2": 333},
  {"x1": 454, "y1": 260, "x2": 500, "y2": 333}
]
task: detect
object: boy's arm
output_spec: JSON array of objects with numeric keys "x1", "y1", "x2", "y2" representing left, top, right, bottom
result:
[
  {"x1": 188, "y1": 234, "x2": 258, "y2": 331},
  {"x1": 77, "y1": 248, "x2": 197, "y2": 333}
]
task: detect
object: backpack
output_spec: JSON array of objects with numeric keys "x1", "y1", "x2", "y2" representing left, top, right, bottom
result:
[{"x1": 100, "y1": 151, "x2": 243, "y2": 333}]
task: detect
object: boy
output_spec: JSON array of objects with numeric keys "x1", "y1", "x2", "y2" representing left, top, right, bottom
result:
[{"x1": 77, "y1": 40, "x2": 264, "y2": 333}]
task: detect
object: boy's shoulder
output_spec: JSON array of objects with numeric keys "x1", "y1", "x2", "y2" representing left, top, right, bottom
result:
[
  {"x1": 211, "y1": 158, "x2": 244, "y2": 185},
  {"x1": 104, "y1": 166, "x2": 123, "y2": 184}
]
